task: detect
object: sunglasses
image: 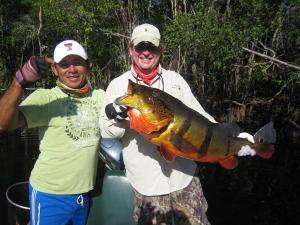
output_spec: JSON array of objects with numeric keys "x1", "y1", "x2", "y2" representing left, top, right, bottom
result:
[
  {"x1": 134, "y1": 43, "x2": 160, "y2": 53},
  {"x1": 56, "y1": 60, "x2": 88, "y2": 69}
]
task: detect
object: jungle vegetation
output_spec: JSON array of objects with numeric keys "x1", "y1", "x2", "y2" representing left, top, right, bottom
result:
[
  {"x1": 1, "y1": 0, "x2": 299, "y2": 124},
  {"x1": 0, "y1": 0, "x2": 299, "y2": 97}
]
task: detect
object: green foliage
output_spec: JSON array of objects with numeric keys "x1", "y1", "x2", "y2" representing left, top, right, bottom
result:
[
  {"x1": 0, "y1": 0, "x2": 299, "y2": 99},
  {"x1": 0, "y1": 60, "x2": 8, "y2": 89},
  {"x1": 161, "y1": 0, "x2": 299, "y2": 99},
  {"x1": 34, "y1": 0, "x2": 129, "y2": 87},
  {"x1": 11, "y1": 15, "x2": 38, "y2": 58}
]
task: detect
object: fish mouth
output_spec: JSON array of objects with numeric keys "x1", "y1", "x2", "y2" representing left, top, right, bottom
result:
[{"x1": 115, "y1": 95, "x2": 133, "y2": 108}]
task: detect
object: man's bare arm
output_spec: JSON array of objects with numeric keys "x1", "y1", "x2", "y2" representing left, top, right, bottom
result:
[{"x1": 0, "y1": 78, "x2": 26, "y2": 132}]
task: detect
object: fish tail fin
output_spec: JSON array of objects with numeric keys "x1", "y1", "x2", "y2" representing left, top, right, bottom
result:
[{"x1": 253, "y1": 121, "x2": 276, "y2": 159}]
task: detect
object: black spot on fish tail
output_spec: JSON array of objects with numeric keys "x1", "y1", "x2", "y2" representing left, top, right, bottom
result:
[
  {"x1": 218, "y1": 123, "x2": 240, "y2": 156},
  {"x1": 170, "y1": 114, "x2": 192, "y2": 150},
  {"x1": 218, "y1": 122, "x2": 240, "y2": 136},
  {"x1": 198, "y1": 126, "x2": 213, "y2": 156}
]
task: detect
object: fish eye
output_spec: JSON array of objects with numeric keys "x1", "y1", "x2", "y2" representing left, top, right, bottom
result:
[
  {"x1": 258, "y1": 137, "x2": 264, "y2": 143},
  {"x1": 148, "y1": 96, "x2": 154, "y2": 103}
]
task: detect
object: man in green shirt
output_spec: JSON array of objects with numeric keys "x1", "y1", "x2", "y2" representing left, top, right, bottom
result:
[{"x1": 0, "y1": 40, "x2": 105, "y2": 225}]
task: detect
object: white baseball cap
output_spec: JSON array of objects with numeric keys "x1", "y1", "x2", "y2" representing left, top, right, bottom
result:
[
  {"x1": 131, "y1": 24, "x2": 161, "y2": 47},
  {"x1": 53, "y1": 40, "x2": 88, "y2": 63}
]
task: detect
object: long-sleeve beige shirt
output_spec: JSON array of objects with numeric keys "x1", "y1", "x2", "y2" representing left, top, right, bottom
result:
[{"x1": 99, "y1": 67, "x2": 216, "y2": 196}]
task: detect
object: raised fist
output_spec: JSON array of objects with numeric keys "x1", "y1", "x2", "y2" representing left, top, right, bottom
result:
[{"x1": 15, "y1": 56, "x2": 51, "y2": 87}]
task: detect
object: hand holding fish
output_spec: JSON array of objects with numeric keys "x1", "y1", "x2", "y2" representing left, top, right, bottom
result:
[
  {"x1": 114, "y1": 80, "x2": 276, "y2": 169},
  {"x1": 105, "y1": 95, "x2": 128, "y2": 121}
]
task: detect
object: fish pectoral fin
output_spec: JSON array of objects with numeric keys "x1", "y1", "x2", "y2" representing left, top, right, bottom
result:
[
  {"x1": 155, "y1": 118, "x2": 171, "y2": 130},
  {"x1": 157, "y1": 145, "x2": 177, "y2": 161},
  {"x1": 219, "y1": 156, "x2": 238, "y2": 169},
  {"x1": 256, "y1": 144, "x2": 274, "y2": 159}
]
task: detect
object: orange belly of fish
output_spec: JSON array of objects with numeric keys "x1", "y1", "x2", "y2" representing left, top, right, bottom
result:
[{"x1": 128, "y1": 109, "x2": 170, "y2": 134}]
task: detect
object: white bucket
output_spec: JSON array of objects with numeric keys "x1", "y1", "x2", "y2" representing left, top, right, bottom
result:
[{"x1": 6, "y1": 181, "x2": 29, "y2": 225}]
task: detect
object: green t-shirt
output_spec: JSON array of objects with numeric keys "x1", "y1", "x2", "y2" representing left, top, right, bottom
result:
[{"x1": 19, "y1": 87, "x2": 105, "y2": 194}]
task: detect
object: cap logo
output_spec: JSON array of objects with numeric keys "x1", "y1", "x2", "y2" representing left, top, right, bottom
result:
[
  {"x1": 64, "y1": 43, "x2": 73, "y2": 51},
  {"x1": 145, "y1": 28, "x2": 148, "y2": 32}
]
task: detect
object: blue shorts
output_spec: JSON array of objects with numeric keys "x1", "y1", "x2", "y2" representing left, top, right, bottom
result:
[{"x1": 29, "y1": 183, "x2": 90, "y2": 225}]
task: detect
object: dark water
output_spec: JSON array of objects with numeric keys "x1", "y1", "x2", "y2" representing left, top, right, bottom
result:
[
  {"x1": 202, "y1": 120, "x2": 300, "y2": 225},
  {"x1": 1, "y1": 116, "x2": 299, "y2": 225},
  {"x1": 0, "y1": 128, "x2": 38, "y2": 225}
]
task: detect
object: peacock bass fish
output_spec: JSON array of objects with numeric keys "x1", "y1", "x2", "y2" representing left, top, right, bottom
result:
[{"x1": 115, "y1": 80, "x2": 276, "y2": 169}]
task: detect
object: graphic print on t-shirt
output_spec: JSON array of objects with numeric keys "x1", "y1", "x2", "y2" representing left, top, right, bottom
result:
[{"x1": 65, "y1": 98, "x2": 100, "y2": 148}]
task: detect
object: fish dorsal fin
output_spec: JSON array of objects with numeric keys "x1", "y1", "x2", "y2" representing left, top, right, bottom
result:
[
  {"x1": 219, "y1": 156, "x2": 238, "y2": 169},
  {"x1": 127, "y1": 79, "x2": 139, "y2": 95},
  {"x1": 157, "y1": 145, "x2": 177, "y2": 161},
  {"x1": 128, "y1": 109, "x2": 169, "y2": 134}
]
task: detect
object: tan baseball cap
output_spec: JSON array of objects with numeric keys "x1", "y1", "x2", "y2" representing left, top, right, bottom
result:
[
  {"x1": 131, "y1": 24, "x2": 161, "y2": 47},
  {"x1": 53, "y1": 40, "x2": 88, "y2": 63}
]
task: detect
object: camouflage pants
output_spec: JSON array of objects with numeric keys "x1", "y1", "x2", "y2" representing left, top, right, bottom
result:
[{"x1": 133, "y1": 176, "x2": 210, "y2": 225}]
